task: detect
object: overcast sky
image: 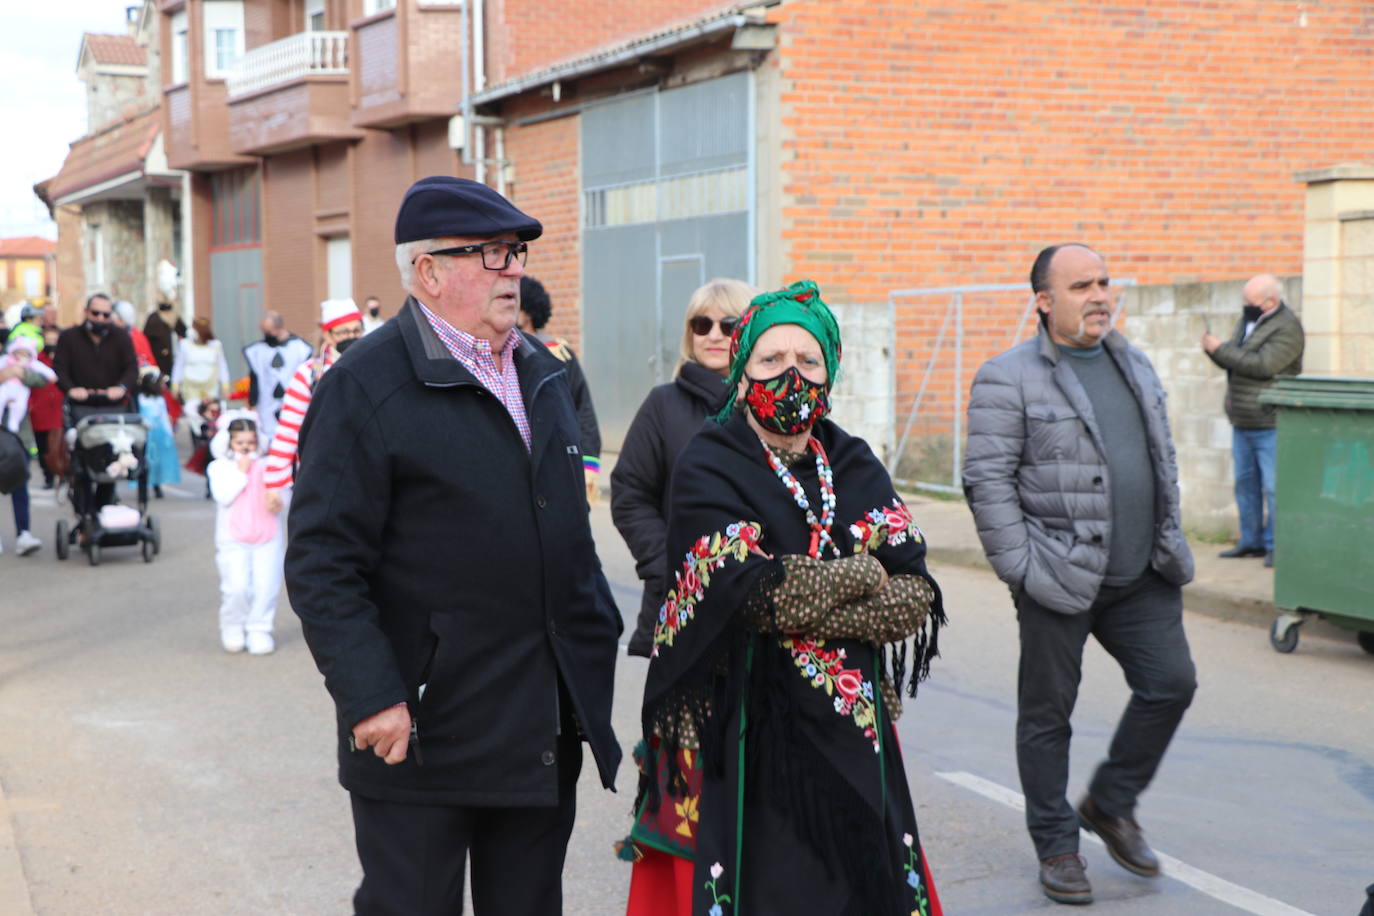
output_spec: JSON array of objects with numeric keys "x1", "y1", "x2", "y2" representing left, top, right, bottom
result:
[{"x1": 0, "y1": 1, "x2": 135, "y2": 240}]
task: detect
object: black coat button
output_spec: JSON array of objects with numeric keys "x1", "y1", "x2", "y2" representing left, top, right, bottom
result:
[
  {"x1": 536, "y1": 495, "x2": 547, "y2": 508},
  {"x1": 541, "y1": 750, "x2": 556, "y2": 766},
  {"x1": 1092, "y1": 476, "x2": 1103, "y2": 485},
  {"x1": 1092, "y1": 534, "x2": 1103, "y2": 544}
]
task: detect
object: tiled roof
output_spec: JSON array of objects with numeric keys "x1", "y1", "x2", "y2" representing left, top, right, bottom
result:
[
  {"x1": 46, "y1": 108, "x2": 161, "y2": 202},
  {"x1": 0, "y1": 237, "x2": 56, "y2": 258},
  {"x1": 82, "y1": 33, "x2": 147, "y2": 68}
]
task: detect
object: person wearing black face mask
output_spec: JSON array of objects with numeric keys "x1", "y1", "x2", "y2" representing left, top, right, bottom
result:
[
  {"x1": 1202, "y1": 273, "x2": 1305, "y2": 568},
  {"x1": 53, "y1": 293, "x2": 137, "y2": 406},
  {"x1": 53, "y1": 293, "x2": 138, "y2": 529},
  {"x1": 242, "y1": 310, "x2": 312, "y2": 443},
  {"x1": 260, "y1": 299, "x2": 365, "y2": 511}
]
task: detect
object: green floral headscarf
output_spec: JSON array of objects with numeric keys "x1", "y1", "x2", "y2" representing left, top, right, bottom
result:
[{"x1": 714, "y1": 279, "x2": 843, "y2": 421}]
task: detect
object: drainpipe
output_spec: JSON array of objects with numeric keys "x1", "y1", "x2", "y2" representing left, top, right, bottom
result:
[{"x1": 473, "y1": 0, "x2": 486, "y2": 184}]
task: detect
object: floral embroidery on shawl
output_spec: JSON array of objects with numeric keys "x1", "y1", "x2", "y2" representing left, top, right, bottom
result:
[
  {"x1": 782, "y1": 636, "x2": 880, "y2": 752},
  {"x1": 703, "y1": 861, "x2": 732, "y2": 916},
  {"x1": 904, "y1": 832, "x2": 934, "y2": 914},
  {"x1": 848, "y1": 498, "x2": 924, "y2": 554},
  {"x1": 652, "y1": 521, "x2": 763, "y2": 654}
]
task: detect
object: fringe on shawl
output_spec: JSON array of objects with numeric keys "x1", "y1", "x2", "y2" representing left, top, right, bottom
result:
[
  {"x1": 637, "y1": 559, "x2": 785, "y2": 816},
  {"x1": 745, "y1": 621, "x2": 910, "y2": 915},
  {"x1": 898, "y1": 572, "x2": 946, "y2": 699}
]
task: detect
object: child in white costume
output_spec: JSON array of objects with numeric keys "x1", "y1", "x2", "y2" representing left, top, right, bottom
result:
[{"x1": 207, "y1": 412, "x2": 284, "y2": 654}]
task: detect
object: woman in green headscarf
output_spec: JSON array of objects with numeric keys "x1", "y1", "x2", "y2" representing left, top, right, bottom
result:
[{"x1": 620, "y1": 281, "x2": 946, "y2": 915}]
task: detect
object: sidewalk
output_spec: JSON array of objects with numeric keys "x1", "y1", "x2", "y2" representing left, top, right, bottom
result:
[{"x1": 906, "y1": 494, "x2": 1281, "y2": 627}]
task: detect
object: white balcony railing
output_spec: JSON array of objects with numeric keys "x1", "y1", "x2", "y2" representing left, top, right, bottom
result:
[{"x1": 226, "y1": 31, "x2": 349, "y2": 99}]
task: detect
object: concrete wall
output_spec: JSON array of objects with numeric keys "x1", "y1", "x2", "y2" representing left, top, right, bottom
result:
[
  {"x1": 828, "y1": 299, "x2": 895, "y2": 468},
  {"x1": 1124, "y1": 276, "x2": 1303, "y2": 538},
  {"x1": 1298, "y1": 166, "x2": 1374, "y2": 378}
]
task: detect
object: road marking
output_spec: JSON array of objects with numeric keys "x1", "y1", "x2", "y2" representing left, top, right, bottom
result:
[{"x1": 934, "y1": 771, "x2": 1316, "y2": 916}]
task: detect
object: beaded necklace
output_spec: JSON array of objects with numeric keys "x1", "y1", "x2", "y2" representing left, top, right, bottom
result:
[{"x1": 761, "y1": 435, "x2": 838, "y2": 559}]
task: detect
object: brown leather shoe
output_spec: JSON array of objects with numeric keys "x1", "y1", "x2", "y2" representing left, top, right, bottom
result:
[
  {"x1": 1077, "y1": 795, "x2": 1161, "y2": 877},
  {"x1": 1040, "y1": 853, "x2": 1092, "y2": 905}
]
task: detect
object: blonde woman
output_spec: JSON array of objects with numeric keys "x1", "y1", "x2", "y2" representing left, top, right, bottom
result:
[{"x1": 611, "y1": 278, "x2": 756, "y2": 656}]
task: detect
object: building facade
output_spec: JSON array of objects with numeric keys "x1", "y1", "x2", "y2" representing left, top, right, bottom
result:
[
  {"x1": 159, "y1": 0, "x2": 470, "y2": 371},
  {"x1": 38, "y1": 3, "x2": 185, "y2": 327},
  {"x1": 0, "y1": 237, "x2": 57, "y2": 314}
]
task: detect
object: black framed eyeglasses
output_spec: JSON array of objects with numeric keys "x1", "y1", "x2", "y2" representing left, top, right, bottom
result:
[
  {"x1": 688, "y1": 315, "x2": 739, "y2": 337},
  {"x1": 415, "y1": 241, "x2": 529, "y2": 271}
]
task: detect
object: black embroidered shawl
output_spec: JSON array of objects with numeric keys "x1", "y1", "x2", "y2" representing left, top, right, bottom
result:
[{"x1": 639, "y1": 410, "x2": 945, "y2": 915}]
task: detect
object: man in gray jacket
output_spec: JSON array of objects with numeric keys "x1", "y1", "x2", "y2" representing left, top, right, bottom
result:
[
  {"x1": 963, "y1": 243, "x2": 1197, "y2": 905},
  {"x1": 1202, "y1": 273, "x2": 1304, "y2": 568}
]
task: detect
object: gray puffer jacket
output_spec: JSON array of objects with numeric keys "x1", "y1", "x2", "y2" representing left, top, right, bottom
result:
[{"x1": 962, "y1": 326, "x2": 1194, "y2": 614}]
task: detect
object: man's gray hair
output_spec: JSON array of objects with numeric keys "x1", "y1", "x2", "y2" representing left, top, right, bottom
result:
[{"x1": 395, "y1": 239, "x2": 439, "y2": 291}]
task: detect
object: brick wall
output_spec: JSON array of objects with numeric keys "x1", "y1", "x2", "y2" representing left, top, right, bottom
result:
[
  {"x1": 487, "y1": 0, "x2": 738, "y2": 85},
  {"x1": 504, "y1": 114, "x2": 581, "y2": 347},
  {"x1": 261, "y1": 149, "x2": 317, "y2": 333},
  {"x1": 764, "y1": 0, "x2": 1374, "y2": 448},
  {"x1": 55, "y1": 205, "x2": 86, "y2": 320}
]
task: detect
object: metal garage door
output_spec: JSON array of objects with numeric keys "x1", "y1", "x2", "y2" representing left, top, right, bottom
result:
[{"x1": 581, "y1": 71, "x2": 753, "y2": 448}]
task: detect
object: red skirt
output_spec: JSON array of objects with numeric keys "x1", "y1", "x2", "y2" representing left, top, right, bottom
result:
[{"x1": 624, "y1": 845, "x2": 943, "y2": 915}]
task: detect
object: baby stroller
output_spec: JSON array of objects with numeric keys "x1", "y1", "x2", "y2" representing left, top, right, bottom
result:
[{"x1": 56, "y1": 401, "x2": 160, "y2": 565}]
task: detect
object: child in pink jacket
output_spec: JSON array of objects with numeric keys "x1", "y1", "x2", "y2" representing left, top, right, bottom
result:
[{"x1": 207, "y1": 412, "x2": 283, "y2": 654}]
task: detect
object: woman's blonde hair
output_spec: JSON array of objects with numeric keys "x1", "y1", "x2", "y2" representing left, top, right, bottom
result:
[{"x1": 677, "y1": 278, "x2": 758, "y2": 371}]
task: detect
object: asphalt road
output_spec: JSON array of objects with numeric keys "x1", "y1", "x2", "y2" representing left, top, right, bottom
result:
[{"x1": 1, "y1": 478, "x2": 1370, "y2": 915}]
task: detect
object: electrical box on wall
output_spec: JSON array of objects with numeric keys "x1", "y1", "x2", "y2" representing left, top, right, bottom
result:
[{"x1": 448, "y1": 114, "x2": 465, "y2": 151}]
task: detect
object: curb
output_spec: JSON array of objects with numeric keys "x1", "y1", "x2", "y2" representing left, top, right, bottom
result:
[{"x1": 925, "y1": 544, "x2": 1363, "y2": 646}]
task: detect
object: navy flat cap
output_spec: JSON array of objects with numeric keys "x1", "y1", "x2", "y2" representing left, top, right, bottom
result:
[{"x1": 394, "y1": 176, "x2": 542, "y2": 244}]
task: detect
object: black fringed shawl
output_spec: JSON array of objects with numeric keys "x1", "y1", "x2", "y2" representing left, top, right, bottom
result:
[{"x1": 638, "y1": 410, "x2": 945, "y2": 915}]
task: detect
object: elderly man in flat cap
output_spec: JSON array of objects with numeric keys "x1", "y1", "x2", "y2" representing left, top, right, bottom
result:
[{"x1": 285, "y1": 176, "x2": 623, "y2": 915}]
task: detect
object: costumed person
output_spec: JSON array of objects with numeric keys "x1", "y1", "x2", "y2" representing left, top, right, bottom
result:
[
  {"x1": 207, "y1": 413, "x2": 283, "y2": 655},
  {"x1": 112, "y1": 301, "x2": 157, "y2": 369},
  {"x1": 143, "y1": 301, "x2": 187, "y2": 378},
  {"x1": 262, "y1": 299, "x2": 364, "y2": 501},
  {"x1": 517, "y1": 275, "x2": 602, "y2": 503},
  {"x1": 620, "y1": 281, "x2": 946, "y2": 916},
  {"x1": 612, "y1": 277, "x2": 755, "y2": 657},
  {"x1": 171, "y1": 316, "x2": 231, "y2": 420},
  {"x1": 134, "y1": 367, "x2": 180, "y2": 499},
  {"x1": 0, "y1": 335, "x2": 56, "y2": 556},
  {"x1": 242, "y1": 312, "x2": 312, "y2": 443}
]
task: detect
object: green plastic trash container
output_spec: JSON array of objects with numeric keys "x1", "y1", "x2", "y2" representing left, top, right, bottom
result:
[{"x1": 1260, "y1": 376, "x2": 1374, "y2": 654}]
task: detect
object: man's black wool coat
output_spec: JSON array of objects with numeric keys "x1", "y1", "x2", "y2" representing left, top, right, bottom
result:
[{"x1": 286, "y1": 299, "x2": 622, "y2": 806}]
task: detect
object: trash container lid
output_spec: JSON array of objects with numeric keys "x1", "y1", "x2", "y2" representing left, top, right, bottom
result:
[{"x1": 1259, "y1": 375, "x2": 1374, "y2": 410}]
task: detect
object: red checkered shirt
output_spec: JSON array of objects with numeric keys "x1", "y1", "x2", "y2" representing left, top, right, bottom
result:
[{"x1": 416, "y1": 301, "x2": 531, "y2": 451}]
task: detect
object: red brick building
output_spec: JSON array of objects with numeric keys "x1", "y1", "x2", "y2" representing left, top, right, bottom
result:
[
  {"x1": 160, "y1": 0, "x2": 470, "y2": 368},
  {"x1": 163, "y1": 0, "x2": 1374, "y2": 438}
]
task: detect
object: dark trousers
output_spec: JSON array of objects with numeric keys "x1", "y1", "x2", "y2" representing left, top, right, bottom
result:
[
  {"x1": 1016, "y1": 569, "x2": 1196, "y2": 860},
  {"x1": 33, "y1": 429, "x2": 53, "y2": 485},
  {"x1": 350, "y1": 732, "x2": 582, "y2": 916}
]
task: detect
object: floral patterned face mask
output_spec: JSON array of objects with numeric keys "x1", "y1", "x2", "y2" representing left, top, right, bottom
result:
[{"x1": 743, "y1": 366, "x2": 830, "y2": 436}]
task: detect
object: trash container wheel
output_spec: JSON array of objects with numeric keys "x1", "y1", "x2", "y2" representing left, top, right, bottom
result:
[
  {"x1": 1358, "y1": 632, "x2": 1374, "y2": 656},
  {"x1": 1270, "y1": 618, "x2": 1299, "y2": 654}
]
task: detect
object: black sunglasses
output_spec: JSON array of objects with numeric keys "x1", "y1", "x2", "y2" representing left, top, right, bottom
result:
[
  {"x1": 688, "y1": 316, "x2": 739, "y2": 337},
  {"x1": 415, "y1": 240, "x2": 528, "y2": 271},
  {"x1": 88, "y1": 310, "x2": 112, "y2": 318}
]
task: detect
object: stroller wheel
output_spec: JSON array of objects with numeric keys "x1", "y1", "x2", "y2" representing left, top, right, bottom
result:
[
  {"x1": 147, "y1": 515, "x2": 161, "y2": 555},
  {"x1": 87, "y1": 541, "x2": 101, "y2": 567},
  {"x1": 141, "y1": 537, "x2": 155, "y2": 563},
  {"x1": 55, "y1": 520, "x2": 69, "y2": 560}
]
